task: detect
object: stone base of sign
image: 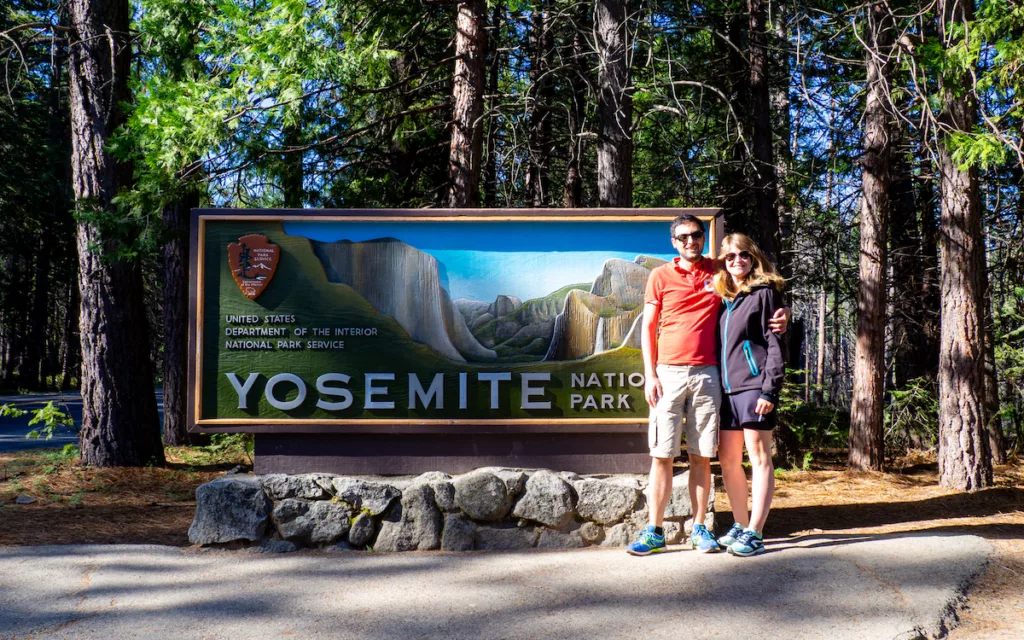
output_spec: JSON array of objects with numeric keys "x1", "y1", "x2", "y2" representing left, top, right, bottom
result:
[
  {"x1": 189, "y1": 468, "x2": 716, "y2": 552},
  {"x1": 253, "y1": 432, "x2": 651, "y2": 475}
]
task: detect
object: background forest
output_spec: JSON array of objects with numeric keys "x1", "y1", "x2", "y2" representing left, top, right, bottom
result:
[{"x1": 0, "y1": 0, "x2": 1021, "y2": 491}]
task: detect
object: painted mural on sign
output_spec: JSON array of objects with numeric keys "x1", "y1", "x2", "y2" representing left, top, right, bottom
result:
[{"x1": 193, "y1": 213, "x2": 721, "y2": 426}]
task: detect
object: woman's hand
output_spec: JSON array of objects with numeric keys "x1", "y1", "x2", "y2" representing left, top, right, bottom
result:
[
  {"x1": 645, "y1": 375, "x2": 663, "y2": 407},
  {"x1": 755, "y1": 398, "x2": 775, "y2": 415}
]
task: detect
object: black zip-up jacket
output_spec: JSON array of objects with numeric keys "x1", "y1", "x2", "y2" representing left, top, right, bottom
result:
[{"x1": 717, "y1": 284, "x2": 785, "y2": 402}]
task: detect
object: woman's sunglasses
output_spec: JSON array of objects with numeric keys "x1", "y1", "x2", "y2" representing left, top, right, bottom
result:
[{"x1": 724, "y1": 251, "x2": 752, "y2": 263}]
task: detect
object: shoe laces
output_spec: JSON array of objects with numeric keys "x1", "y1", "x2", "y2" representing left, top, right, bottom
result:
[
  {"x1": 692, "y1": 525, "x2": 714, "y2": 542},
  {"x1": 735, "y1": 529, "x2": 758, "y2": 546}
]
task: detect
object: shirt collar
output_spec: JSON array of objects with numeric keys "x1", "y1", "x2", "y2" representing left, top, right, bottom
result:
[{"x1": 672, "y1": 256, "x2": 711, "y2": 275}]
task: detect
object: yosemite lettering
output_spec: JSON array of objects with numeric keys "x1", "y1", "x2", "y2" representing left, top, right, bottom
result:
[{"x1": 225, "y1": 370, "x2": 642, "y2": 412}]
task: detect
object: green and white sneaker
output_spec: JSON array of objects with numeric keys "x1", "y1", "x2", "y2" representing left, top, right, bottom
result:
[
  {"x1": 718, "y1": 522, "x2": 745, "y2": 547},
  {"x1": 727, "y1": 528, "x2": 766, "y2": 557}
]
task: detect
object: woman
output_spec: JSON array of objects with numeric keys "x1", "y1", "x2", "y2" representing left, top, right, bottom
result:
[{"x1": 712, "y1": 233, "x2": 785, "y2": 557}]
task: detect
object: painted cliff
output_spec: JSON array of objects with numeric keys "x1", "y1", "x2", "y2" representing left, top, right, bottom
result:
[
  {"x1": 543, "y1": 255, "x2": 667, "y2": 361},
  {"x1": 310, "y1": 238, "x2": 496, "y2": 362},
  {"x1": 454, "y1": 283, "x2": 587, "y2": 359}
]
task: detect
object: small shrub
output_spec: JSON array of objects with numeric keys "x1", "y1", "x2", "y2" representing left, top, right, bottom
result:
[{"x1": 884, "y1": 377, "x2": 939, "y2": 454}]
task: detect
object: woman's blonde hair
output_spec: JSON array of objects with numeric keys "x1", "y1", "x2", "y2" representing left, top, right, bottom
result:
[{"x1": 712, "y1": 233, "x2": 785, "y2": 299}]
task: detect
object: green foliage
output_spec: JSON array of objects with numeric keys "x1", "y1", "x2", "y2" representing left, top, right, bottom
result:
[
  {"x1": 1, "y1": 402, "x2": 77, "y2": 441},
  {"x1": 204, "y1": 433, "x2": 255, "y2": 466},
  {"x1": 777, "y1": 370, "x2": 850, "y2": 451},
  {"x1": 25, "y1": 402, "x2": 77, "y2": 441},
  {"x1": 884, "y1": 378, "x2": 939, "y2": 453}
]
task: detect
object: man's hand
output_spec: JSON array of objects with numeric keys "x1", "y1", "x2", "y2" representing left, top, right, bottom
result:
[
  {"x1": 768, "y1": 306, "x2": 791, "y2": 335},
  {"x1": 645, "y1": 375, "x2": 663, "y2": 407}
]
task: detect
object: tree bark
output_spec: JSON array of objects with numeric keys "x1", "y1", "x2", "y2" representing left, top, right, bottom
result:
[
  {"x1": 770, "y1": 6, "x2": 793, "y2": 248},
  {"x1": 447, "y1": 0, "x2": 487, "y2": 208},
  {"x1": 935, "y1": 0, "x2": 991, "y2": 491},
  {"x1": 482, "y1": 2, "x2": 503, "y2": 207},
  {"x1": 747, "y1": 0, "x2": 780, "y2": 264},
  {"x1": 815, "y1": 289, "x2": 826, "y2": 405},
  {"x1": 849, "y1": 2, "x2": 893, "y2": 471},
  {"x1": 527, "y1": 1, "x2": 553, "y2": 207},
  {"x1": 596, "y1": 0, "x2": 632, "y2": 207},
  {"x1": 60, "y1": 269, "x2": 80, "y2": 391},
  {"x1": 281, "y1": 120, "x2": 304, "y2": 208},
  {"x1": 19, "y1": 235, "x2": 50, "y2": 389},
  {"x1": 161, "y1": 190, "x2": 198, "y2": 446},
  {"x1": 719, "y1": 8, "x2": 751, "y2": 230},
  {"x1": 888, "y1": 115, "x2": 919, "y2": 389},
  {"x1": 980, "y1": 243, "x2": 1005, "y2": 464},
  {"x1": 562, "y1": 11, "x2": 587, "y2": 208},
  {"x1": 68, "y1": 0, "x2": 164, "y2": 467}
]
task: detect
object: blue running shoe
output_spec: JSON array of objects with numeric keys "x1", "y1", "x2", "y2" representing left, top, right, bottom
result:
[
  {"x1": 718, "y1": 522, "x2": 745, "y2": 547},
  {"x1": 727, "y1": 528, "x2": 766, "y2": 557},
  {"x1": 686, "y1": 523, "x2": 721, "y2": 553},
  {"x1": 626, "y1": 525, "x2": 666, "y2": 556}
]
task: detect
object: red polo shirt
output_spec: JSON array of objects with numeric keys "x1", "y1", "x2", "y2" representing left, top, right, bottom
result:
[{"x1": 644, "y1": 256, "x2": 720, "y2": 366}]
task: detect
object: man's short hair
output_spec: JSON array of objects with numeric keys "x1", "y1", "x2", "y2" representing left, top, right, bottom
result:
[{"x1": 670, "y1": 214, "x2": 704, "y2": 236}]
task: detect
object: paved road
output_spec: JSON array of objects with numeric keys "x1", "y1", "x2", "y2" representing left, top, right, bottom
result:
[
  {"x1": 0, "y1": 390, "x2": 163, "y2": 453},
  {"x1": 0, "y1": 534, "x2": 992, "y2": 639}
]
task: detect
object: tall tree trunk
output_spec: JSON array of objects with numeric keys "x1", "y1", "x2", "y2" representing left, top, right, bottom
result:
[
  {"x1": 981, "y1": 244, "x2": 1005, "y2": 464},
  {"x1": 447, "y1": 0, "x2": 487, "y2": 208},
  {"x1": 162, "y1": 190, "x2": 198, "y2": 446},
  {"x1": 888, "y1": 116, "x2": 919, "y2": 389},
  {"x1": 935, "y1": 0, "x2": 991, "y2": 491},
  {"x1": 910, "y1": 150, "x2": 941, "y2": 383},
  {"x1": 562, "y1": 21, "x2": 586, "y2": 208},
  {"x1": 68, "y1": 0, "x2": 164, "y2": 467},
  {"x1": 60, "y1": 273, "x2": 79, "y2": 391},
  {"x1": 720, "y1": 8, "x2": 751, "y2": 231},
  {"x1": 770, "y1": 5, "x2": 793, "y2": 249},
  {"x1": 596, "y1": 0, "x2": 632, "y2": 207},
  {"x1": 849, "y1": 2, "x2": 893, "y2": 471},
  {"x1": 815, "y1": 289, "x2": 826, "y2": 404},
  {"x1": 527, "y1": 1, "x2": 553, "y2": 207},
  {"x1": 19, "y1": 236, "x2": 50, "y2": 389},
  {"x1": 482, "y1": 2, "x2": 503, "y2": 207},
  {"x1": 747, "y1": 0, "x2": 780, "y2": 264},
  {"x1": 281, "y1": 120, "x2": 304, "y2": 208}
]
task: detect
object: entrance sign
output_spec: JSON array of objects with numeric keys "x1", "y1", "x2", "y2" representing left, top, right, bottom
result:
[{"x1": 188, "y1": 209, "x2": 722, "y2": 473}]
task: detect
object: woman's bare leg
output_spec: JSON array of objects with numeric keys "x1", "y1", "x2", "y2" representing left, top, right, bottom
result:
[
  {"x1": 745, "y1": 428, "x2": 775, "y2": 533},
  {"x1": 718, "y1": 429, "x2": 749, "y2": 528}
]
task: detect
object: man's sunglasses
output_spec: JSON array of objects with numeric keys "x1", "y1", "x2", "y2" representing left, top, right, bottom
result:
[
  {"x1": 673, "y1": 230, "x2": 705, "y2": 242},
  {"x1": 724, "y1": 251, "x2": 752, "y2": 263}
]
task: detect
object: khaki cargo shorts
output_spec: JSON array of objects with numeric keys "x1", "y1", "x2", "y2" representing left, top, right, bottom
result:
[{"x1": 648, "y1": 364, "x2": 721, "y2": 458}]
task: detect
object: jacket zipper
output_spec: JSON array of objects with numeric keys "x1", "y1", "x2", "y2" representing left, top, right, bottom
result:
[
  {"x1": 743, "y1": 340, "x2": 760, "y2": 376},
  {"x1": 722, "y1": 299, "x2": 734, "y2": 392}
]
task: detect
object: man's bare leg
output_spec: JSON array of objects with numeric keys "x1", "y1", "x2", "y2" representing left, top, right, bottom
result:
[
  {"x1": 648, "y1": 456, "x2": 674, "y2": 527},
  {"x1": 688, "y1": 454, "x2": 712, "y2": 525}
]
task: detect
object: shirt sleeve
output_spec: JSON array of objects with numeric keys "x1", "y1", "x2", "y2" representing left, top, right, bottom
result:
[
  {"x1": 759, "y1": 287, "x2": 786, "y2": 400},
  {"x1": 644, "y1": 267, "x2": 663, "y2": 306}
]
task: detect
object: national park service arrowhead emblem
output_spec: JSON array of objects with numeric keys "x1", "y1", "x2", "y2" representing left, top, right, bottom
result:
[{"x1": 227, "y1": 234, "x2": 280, "y2": 300}]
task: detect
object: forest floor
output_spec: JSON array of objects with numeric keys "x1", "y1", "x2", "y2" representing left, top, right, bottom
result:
[{"x1": 0, "y1": 446, "x2": 1020, "y2": 638}]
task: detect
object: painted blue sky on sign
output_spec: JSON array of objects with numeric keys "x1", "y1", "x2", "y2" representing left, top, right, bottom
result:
[{"x1": 283, "y1": 220, "x2": 703, "y2": 302}]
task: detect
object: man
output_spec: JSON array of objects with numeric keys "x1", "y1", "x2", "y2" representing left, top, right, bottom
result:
[{"x1": 627, "y1": 214, "x2": 787, "y2": 556}]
